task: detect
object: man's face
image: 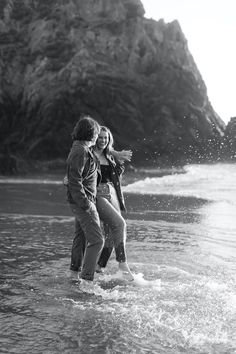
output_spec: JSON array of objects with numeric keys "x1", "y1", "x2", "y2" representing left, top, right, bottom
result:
[{"x1": 90, "y1": 132, "x2": 99, "y2": 146}]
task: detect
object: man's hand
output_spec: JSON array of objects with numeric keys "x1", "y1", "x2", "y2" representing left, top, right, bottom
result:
[{"x1": 63, "y1": 176, "x2": 69, "y2": 186}]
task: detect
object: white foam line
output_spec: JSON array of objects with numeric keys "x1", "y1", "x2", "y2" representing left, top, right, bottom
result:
[
  {"x1": 0, "y1": 212, "x2": 73, "y2": 220},
  {"x1": 128, "y1": 210, "x2": 201, "y2": 214},
  {"x1": 0, "y1": 178, "x2": 62, "y2": 185}
]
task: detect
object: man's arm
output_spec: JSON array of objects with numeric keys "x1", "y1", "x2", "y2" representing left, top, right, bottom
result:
[{"x1": 68, "y1": 149, "x2": 91, "y2": 210}]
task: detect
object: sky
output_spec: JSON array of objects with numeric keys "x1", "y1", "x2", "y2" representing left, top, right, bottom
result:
[{"x1": 141, "y1": 0, "x2": 236, "y2": 124}]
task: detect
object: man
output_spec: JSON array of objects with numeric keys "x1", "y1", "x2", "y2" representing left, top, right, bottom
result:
[{"x1": 66, "y1": 116, "x2": 104, "y2": 287}]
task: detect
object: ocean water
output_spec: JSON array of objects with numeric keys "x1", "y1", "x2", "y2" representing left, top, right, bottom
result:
[{"x1": 0, "y1": 163, "x2": 235, "y2": 354}]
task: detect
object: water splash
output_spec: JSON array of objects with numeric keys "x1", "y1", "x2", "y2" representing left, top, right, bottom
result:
[{"x1": 123, "y1": 163, "x2": 236, "y2": 204}]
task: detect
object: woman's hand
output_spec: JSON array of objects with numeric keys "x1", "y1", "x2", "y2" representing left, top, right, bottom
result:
[
  {"x1": 112, "y1": 150, "x2": 132, "y2": 163},
  {"x1": 119, "y1": 150, "x2": 132, "y2": 162}
]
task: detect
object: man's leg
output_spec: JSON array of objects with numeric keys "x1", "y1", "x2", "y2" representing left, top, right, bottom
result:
[
  {"x1": 70, "y1": 203, "x2": 104, "y2": 281},
  {"x1": 70, "y1": 218, "x2": 86, "y2": 272}
]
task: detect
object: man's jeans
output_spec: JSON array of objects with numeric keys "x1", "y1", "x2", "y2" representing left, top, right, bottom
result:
[
  {"x1": 70, "y1": 202, "x2": 104, "y2": 281},
  {"x1": 70, "y1": 184, "x2": 127, "y2": 272}
]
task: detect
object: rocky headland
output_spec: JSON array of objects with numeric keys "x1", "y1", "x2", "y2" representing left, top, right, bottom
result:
[{"x1": 0, "y1": 0, "x2": 233, "y2": 174}]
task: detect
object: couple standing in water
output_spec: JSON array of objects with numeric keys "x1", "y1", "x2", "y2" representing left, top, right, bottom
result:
[{"x1": 66, "y1": 116, "x2": 133, "y2": 288}]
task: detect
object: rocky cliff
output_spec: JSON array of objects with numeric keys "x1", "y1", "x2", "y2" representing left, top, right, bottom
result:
[
  {"x1": 0, "y1": 0, "x2": 226, "y2": 173},
  {"x1": 222, "y1": 117, "x2": 236, "y2": 160}
]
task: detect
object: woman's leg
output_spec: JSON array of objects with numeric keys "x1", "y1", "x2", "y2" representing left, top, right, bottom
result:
[
  {"x1": 97, "y1": 245, "x2": 113, "y2": 268},
  {"x1": 97, "y1": 222, "x2": 114, "y2": 269},
  {"x1": 97, "y1": 184, "x2": 121, "y2": 269},
  {"x1": 96, "y1": 196, "x2": 133, "y2": 279},
  {"x1": 96, "y1": 196, "x2": 126, "y2": 256},
  {"x1": 70, "y1": 203, "x2": 104, "y2": 281}
]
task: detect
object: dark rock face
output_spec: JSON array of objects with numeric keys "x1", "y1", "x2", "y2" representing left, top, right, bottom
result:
[
  {"x1": 0, "y1": 0, "x2": 226, "y2": 172},
  {"x1": 222, "y1": 117, "x2": 236, "y2": 160}
]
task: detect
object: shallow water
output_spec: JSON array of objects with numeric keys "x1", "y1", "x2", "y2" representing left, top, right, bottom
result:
[{"x1": 0, "y1": 163, "x2": 236, "y2": 354}]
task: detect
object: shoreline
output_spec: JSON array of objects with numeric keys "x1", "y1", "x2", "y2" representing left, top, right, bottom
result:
[
  {"x1": 0, "y1": 165, "x2": 186, "y2": 186},
  {"x1": 0, "y1": 179, "x2": 209, "y2": 220},
  {"x1": 122, "y1": 166, "x2": 186, "y2": 186}
]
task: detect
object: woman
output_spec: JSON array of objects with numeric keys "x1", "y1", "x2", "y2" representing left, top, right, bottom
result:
[
  {"x1": 70, "y1": 126, "x2": 133, "y2": 280},
  {"x1": 66, "y1": 116, "x2": 104, "y2": 284},
  {"x1": 94, "y1": 126, "x2": 130, "y2": 275}
]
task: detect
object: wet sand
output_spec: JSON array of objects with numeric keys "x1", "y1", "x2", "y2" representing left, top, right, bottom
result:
[{"x1": 0, "y1": 177, "x2": 209, "y2": 221}]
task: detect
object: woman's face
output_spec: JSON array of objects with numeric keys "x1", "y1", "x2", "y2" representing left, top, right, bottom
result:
[{"x1": 96, "y1": 130, "x2": 109, "y2": 150}]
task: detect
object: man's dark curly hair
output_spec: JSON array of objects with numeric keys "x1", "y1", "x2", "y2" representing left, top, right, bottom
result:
[{"x1": 71, "y1": 116, "x2": 100, "y2": 141}]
